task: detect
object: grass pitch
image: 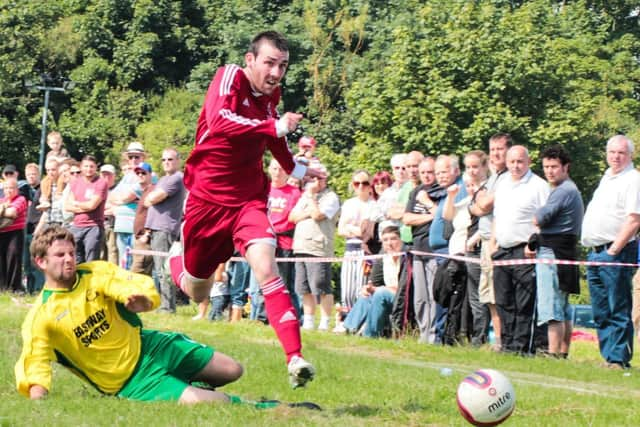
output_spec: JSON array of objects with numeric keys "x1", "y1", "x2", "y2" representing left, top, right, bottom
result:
[{"x1": 2, "y1": 293, "x2": 639, "y2": 426}]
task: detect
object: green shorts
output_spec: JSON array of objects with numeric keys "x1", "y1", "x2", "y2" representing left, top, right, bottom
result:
[{"x1": 117, "y1": 329, "x2": 214, "y2": 401}]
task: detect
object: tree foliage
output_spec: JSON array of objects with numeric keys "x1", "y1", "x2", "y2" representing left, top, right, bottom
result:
[{"x1": 0, "y1": 0, "x2": 637, "y2": 199}]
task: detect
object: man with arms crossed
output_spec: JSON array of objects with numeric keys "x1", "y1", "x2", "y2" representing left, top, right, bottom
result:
[
  {"x1": 168, "y1": 31, "x2": 322, "y2": 388},
  {"x1": 469, "y1": 133, "x2": 511, "y2": 350},
  {"x1": 530, "y1": 145, "x2": 583, "y2": 358},
  {"x1": 582, "y1": 135, "x2": 640, "y2": 369}
]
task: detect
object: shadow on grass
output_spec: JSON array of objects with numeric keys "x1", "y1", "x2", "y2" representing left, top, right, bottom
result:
[{"x1": 332, "y1": 401, "x2": 429, "y2": 418}]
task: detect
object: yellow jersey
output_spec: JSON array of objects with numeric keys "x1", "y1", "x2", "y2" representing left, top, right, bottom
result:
[{"x1": 15, "y1": 261, "x2": 160, "y2": 397}]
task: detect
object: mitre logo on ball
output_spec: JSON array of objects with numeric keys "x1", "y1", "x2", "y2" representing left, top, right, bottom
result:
[{"x1": 456, "y1": 369, "x2": 516, "y2": 426}]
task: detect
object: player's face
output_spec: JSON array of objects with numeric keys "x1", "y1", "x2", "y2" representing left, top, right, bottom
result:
[
  {"x1": 245, "y1": 42, "x2": 289, "y2": 96},
  {"x1": 37, "y1": 239, "x2": 77, "y2": 287}
]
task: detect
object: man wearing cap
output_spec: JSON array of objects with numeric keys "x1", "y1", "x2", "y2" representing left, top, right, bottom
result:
[
  {"x1": 100, "y1": 164, "x2": 119, "y2": 265},
  {"x1": 143, "y1": 148, "x2": 186, "y2": 312},
  {"x1": 108, "y1": 142, "x2": 145, "y2": 268},
  {"x1": 131, "y1": 163, "x2": 155, "y2": 276},
  {"x1": 64, "y1": 155, "x2": 109, "y2": 263},
  {"x1": 167, "y1": 31, "x2": 323, "y2": 388}
]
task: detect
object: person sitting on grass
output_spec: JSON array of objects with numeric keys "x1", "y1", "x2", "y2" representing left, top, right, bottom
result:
[
  {"x1": 14, "y1": 225, "x2": 320, "y2": 410},
  {"x1": 337, "y1": 226, "x2": 410, "y2": 337}
]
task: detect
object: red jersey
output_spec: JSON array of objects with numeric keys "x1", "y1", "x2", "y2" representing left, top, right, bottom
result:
[
  {"x1": 184, "y1": 64, "x2": 298, "y2": 206},
  {"x1": 268, "y1": 183, "x2": 301, "y2": 249}
]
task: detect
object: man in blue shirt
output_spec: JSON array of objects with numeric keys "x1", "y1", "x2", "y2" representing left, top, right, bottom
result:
[{"x1": 530, "y1": 145, "x2": 584, "y2": 358}]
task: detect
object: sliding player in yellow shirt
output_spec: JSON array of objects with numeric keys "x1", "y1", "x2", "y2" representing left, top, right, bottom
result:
[{"x1": 15, "y1": 225, "x2": 244, "y2": 403}]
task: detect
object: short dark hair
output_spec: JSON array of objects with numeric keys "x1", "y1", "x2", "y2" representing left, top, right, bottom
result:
[
  {"x1": 489, "y1": 132, "x2": 513, "y2": 147},
  {"x1": 381, "y1": 225, "x2": 400, "y2": 237},
  {"x1": 81, "y1": 154, "x2": 98, "y2": 164},
  {"x1": 540, "y1": 144, "x2": 571, "y2": 166},
  {"x1": 249, "y1": 31, "x2": 289, "y2": 56}
]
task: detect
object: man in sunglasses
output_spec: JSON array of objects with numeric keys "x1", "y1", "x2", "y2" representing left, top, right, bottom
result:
[
  {"x1": 143, "y1": 148, "x2": 186, "y2": 313},
  {"x1": 108, "y1": 142, "x2": 146, "y2": 269},
  {"x1": 168, "y1": 31, "x2": 324, "y2": 389}
]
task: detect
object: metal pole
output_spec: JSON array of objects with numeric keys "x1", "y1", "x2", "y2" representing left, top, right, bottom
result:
[{"x1": 38, "y1": 89, "x2": 50, "y2": 175}]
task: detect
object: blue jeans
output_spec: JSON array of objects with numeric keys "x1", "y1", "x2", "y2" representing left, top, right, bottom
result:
[
  {"x1": 587, "y1": 242, "x2": 636, "y2": 365},
  {"x1": 248, "y1": 271, "x2": 266, "y2": 322},
  {"x1": 229, "y1": 261, "x2": 250, "y2": 309},
  {"x1": 343, "y1": 288, "x2": 395, "y2": 337},
  {"x1": 536, "y1": 246, "x2": 571, "y2": 325},
  {"x1": 115, "y1": 232, "x2": 133, "y2": 269}
]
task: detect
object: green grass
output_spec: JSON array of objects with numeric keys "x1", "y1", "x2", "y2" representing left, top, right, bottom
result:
[{"x1": 2, "y1": 293, "x2": 640, "y2": 427}]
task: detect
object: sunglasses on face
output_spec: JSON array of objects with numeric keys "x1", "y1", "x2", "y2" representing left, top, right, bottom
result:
[
  {"x1": 353, "y1": 181, "x2": 370, "y2": 187},
  {"x1": 136, "y1": 171, "x2": 148, "y2": 176},
  {"x1": 128, "y1": 155, "x2": 141, "y2": 160},
  {"x1": 70, "y1": 171, "x2": 81, "y2": 175}
]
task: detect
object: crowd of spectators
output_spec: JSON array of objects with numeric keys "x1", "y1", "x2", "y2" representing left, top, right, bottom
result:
[{"x1": 4, "y1": 130, "x2": 640, "y2": 369}]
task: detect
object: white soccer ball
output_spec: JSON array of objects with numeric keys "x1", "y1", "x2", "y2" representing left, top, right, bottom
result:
[{"x1": 456, "y1": 369, "x2": 516, "y2": 426}]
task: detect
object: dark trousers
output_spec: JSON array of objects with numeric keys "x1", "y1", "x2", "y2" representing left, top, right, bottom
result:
[
  {"x1": 0, "y1": 229, "x2": 24, "y2": 292},
  {"x1": 493, "y1": 245, "x2": 536, "y2": 354},
  {"x1": 70, "y1": 225, "x2": 104, "y2": 264},
  {"x1": 23, "y1": 232, "x2": 44, "y2": 293},
  {"x1": 466, "y1": 255, "x2": 490, "y2": 346}
]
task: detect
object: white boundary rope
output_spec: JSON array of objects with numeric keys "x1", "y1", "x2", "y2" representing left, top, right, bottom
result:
[{"x1": 126, "y1": 247, "x2": 639, "y2": 268}]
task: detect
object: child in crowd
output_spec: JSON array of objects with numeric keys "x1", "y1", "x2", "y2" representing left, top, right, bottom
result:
[{"x1": 37, "y1": 132, "x2": 70, "y2": 211}]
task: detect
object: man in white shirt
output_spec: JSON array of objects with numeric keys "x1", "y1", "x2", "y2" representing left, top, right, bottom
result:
[
  {"x1": 581, "y1": 134, "x2": 640, "y2": 369},
  {"x1": 492, "y1": 145, "x2": 549, "y2": 354}
]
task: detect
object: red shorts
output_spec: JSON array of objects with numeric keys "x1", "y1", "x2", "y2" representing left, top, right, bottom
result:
[{"x1": 182, "y1": 194, "x2": 276, "y2": 279}]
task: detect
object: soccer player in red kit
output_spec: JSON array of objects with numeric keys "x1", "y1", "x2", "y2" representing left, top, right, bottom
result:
[{"x1": 168, "y1": 31, "x2": 323, "y2": 388}]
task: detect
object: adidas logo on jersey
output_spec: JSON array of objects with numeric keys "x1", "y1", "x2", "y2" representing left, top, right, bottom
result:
[
  {"x1": 279, "y1": 310, "x2": 297, "y2": 323},
  {"x1": 242, "y1": 98, "x2": 250, "y2": 107}
]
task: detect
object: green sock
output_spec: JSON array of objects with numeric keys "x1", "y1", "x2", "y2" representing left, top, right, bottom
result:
[
  {"x1": 226, "y1": 394, "x2": 281, "y2": 409},
  {"x1": 226, "y1": 394, "x2": 243, "y2": 405}
]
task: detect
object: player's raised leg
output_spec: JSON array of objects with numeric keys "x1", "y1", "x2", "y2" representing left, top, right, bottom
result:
[{"x1": 245, "y1": 242, "x2": 315, "y2": 388}]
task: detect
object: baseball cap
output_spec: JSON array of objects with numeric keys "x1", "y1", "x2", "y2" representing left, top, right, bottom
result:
[
  {"x1": 134, "y1": 162, "x2": 152, "y2": 174},
  {"x1": 125, "y1": 141, "x2": 145, "y2": 154},
  {"x1": 100, "y1": 164, "x2": 116, "y2": 175},
  {"x1": 2, "y1": 164, "x2": 17, "y2": 174},
  {"x1": 298, "y1": 136, "x2": 316, "y2": 150}
]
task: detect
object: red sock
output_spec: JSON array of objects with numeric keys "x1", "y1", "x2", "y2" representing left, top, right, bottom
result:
[
  {"x1": 168, "y1": 255, "x2": 185, "y2": 292},
  {"x1": 261, "y1": 277, "x2": 302, "y2": 363}
]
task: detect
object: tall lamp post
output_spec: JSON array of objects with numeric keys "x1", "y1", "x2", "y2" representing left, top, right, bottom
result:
[{"x1": 24, "y1": 74, "x2": 75, "y2": 174}]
